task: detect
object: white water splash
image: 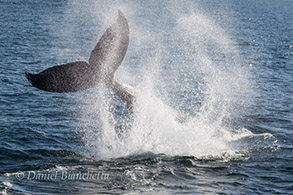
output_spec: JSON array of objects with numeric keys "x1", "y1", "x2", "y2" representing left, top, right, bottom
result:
[{"x1": 61, "y1": 1, "x2": 274, "y2": 159}]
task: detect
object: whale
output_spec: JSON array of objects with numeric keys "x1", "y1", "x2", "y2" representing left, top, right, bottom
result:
[{"x1": 25, "y1": 11, "x2": 135, "y2": 111}]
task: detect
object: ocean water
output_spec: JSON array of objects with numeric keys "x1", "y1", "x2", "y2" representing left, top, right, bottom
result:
[{"x1": 0, "y1": 0, "x2": 292, "y2": 194}]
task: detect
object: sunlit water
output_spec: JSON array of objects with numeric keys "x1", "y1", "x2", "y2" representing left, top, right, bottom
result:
[{"x1": 0, "y1": 0, "x2": 292, "y2": 194}]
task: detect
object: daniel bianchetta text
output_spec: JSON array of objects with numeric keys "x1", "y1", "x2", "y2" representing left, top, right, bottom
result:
[{"x1": 15, "y1": 171, "x2": 110, "y2": 181}]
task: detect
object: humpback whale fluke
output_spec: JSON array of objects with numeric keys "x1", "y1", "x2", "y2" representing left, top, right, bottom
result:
[
  {"x1": 25, "y1": 11, "x2": 134, "y2": 109},
  {"x1": 25, "y1": 61, "x2": 97, "y2": 92}
]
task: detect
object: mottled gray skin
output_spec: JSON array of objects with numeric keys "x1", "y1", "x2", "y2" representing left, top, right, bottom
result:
[
  {"x1": 26, "y1": 61, "x2": 98, "y2": 92},
  {"x1": 25, "y1": 11, "x2": 135, "y2": 109}
]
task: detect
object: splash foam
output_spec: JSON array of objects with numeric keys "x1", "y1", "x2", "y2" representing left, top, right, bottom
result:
[{"x1": 65, "y1": 2, "x2": 274, "y2": 159}]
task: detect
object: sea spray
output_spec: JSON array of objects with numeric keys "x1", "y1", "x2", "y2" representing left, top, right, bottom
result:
[{"x1": 68, "y1": 2, "x2": 276, "y2": 159}]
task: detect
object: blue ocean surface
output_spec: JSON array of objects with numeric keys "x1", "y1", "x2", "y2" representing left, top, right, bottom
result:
[{"x1": 0, "y1": 0, "x2": 292, "y2": 194}]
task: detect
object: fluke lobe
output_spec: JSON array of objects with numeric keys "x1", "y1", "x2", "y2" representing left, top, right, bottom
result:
[{"x1": 25, "y1": 10, "x2": 135, "y2": 110}]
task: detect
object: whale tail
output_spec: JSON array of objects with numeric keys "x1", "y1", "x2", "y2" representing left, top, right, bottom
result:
[{"x1": 25, "y1": 10, "x2": 134, "y2": 109}]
